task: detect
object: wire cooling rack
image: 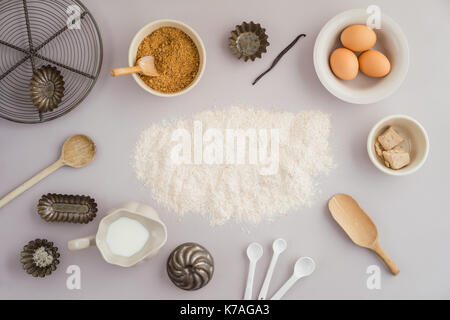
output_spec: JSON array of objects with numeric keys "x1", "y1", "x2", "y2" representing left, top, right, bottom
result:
[{"x1": 0, "y1": 0, "x2": 102, "y2": 123}]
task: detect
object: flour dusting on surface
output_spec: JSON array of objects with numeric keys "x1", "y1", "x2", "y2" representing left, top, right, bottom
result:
[{"x1": 134, "y1": 107, "x2": 334, "y2": 225}]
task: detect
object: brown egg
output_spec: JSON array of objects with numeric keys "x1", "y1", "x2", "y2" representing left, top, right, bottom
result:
[
  {"x1": 358, "y1": 49, "x2": 391, "y2": 78},
  {"x1": 341, "y1": 25, "x2": 377, "y2": 52},
  {"x1": 329, "y1": 48, "x2": 359, "y2": 80}
]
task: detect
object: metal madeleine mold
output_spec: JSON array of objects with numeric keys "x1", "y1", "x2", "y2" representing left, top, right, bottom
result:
[
  {"x1": 167, "y1": 242, "x2": 214, "y2": 291},
  {"x1": 229, "y1": 21, "x2": 269, "y2": 61},
  {"x1": 37, "y1": 193, "x2": 97, "y2": 224},
  {"x1": 30, "y1": 65, "x2": 65, "y2": 113}
]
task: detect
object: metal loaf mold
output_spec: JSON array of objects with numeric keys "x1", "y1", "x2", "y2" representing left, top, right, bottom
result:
[{"x1": 37, "y1": 193, "x2": 97, "y2": 224}]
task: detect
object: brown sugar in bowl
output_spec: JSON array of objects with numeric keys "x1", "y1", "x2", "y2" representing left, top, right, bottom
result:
[{"x1": 129, "y1": 20, "x2": 206, "y2": 97}]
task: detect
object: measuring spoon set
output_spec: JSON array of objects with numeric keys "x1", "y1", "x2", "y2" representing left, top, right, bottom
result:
[{"x1": 244, "y1": 239, "x2": 315, "y2": 300}]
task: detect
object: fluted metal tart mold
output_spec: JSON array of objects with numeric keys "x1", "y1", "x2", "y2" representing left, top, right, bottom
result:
[
  {"x1": 20, "y1": 239, "x2": 60, "y2": 278},
  {"x1": 30, "y1": 65, "x2": 65, "y2": 113},
  {"x1": 229, "y1": 21, "x2": 269, "y2": 61},
  {"x1": 167, "y1": 242, "x2": 214, "y2": 290},
  {"x1": 37, "y1": 193, "x2": 97, "y2": 224}
]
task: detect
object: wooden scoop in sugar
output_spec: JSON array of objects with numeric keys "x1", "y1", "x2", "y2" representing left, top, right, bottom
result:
[{"x1": 110, "y1": 56, "x2": 159, "y2": 77}]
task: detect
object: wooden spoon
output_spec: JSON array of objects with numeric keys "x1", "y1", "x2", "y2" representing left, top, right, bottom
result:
[
  {"x1": 328, "y1": 194, "x2": 399, "y2": 275},
  {"x1": 0, "y1": 134, "x2": 96, "y2": 209},
  {"x1": 110, "y1": 56, "x2": 159, "y2": 77}
]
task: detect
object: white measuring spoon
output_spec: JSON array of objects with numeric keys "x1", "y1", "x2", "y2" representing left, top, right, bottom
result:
[
  {"x1": 271, "y1": 256, "x2": 315, "y2": 300},
  {"x1": 258, "y1": 238, "x2": 287, "y2": 300},
  {"x1": 244, "y1": 242, "x2": 263, "y2": 300}
]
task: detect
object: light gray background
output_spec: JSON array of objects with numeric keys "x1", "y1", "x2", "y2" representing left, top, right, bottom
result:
[{"x1": 1, "y1": 0, "x2": 449, "y2": 299}]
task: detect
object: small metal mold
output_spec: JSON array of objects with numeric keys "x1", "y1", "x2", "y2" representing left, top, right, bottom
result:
[
  {"x1": 20, "y1": 239, "x2": 60, "y2": 278},
  {"x1": 30, "y1": 65, "x2": 65, "y2": 113},
  {"x1": 229, "y1": 21, "x2": 269, "y2": 61},
  {"x1": 37, "y1": 193, "x2": 97, "y2": 224},
  {"x1": 167, "y1": 242, "x2": 214, "y2": 291}
]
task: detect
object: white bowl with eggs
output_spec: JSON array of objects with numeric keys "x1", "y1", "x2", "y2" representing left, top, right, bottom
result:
[
  {"x1": 313, "y1": 9, "x2": 409, "y2": 104},
  {"x1": 367, "y1": 115, "x2": 429, "y2": 176}
]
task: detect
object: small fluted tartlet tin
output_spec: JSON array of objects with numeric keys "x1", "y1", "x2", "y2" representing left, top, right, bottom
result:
[
  {"x1": 37, "y1": 193, "x2": 97, "y2": 223},
  {"x1": 167, "y1": 242, "x2": 214, "y2": 291},
  {"x1": 229, "y1": 21, "x2": 269, "y2": 61},
  {"x1": 30, "y1": 65, "x2": 65, "y2": 113},
  {"x1": 20, "y1": 239, "x2": 60, "y2": 278}
]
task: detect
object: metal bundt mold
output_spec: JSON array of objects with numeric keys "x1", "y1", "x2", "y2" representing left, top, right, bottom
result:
[{"x1": 167, "y1": 242, "x2": 214, "y2": 291}]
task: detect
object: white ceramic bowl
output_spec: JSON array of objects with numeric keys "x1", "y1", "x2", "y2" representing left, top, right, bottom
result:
[
  {"x1": 367, "y1": 115, "x2": 429, "y2": 176},
  {"x1": 128, "y1": 19, "x2": 206, "y2": 97},
  {"x1": 313, "y1": 9, "x2": 409, "y2": 104}
]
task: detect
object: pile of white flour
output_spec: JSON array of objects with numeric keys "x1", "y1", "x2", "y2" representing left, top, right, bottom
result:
[{"x1": 134, "y1": 107, "x2": 334, "y2": 225}]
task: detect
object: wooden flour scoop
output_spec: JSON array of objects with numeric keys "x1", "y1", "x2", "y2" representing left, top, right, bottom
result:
[
  {"x1": 0, "y1": 134, "x2": 96, "y2": 209},
  {"x1": 328, "y1": 194, "x2": 399, "y2": 275}
]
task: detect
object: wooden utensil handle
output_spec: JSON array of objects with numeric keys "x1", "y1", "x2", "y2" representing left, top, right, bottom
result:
[
  {"x1": 110, "y1": 66, "x2": 141, "y2": 77},
  {"x1": 0, "y1": 159, "x2": 64, "y2": 209},
  {"x1": 372, "y1": 242, "x2": 400, "y2": 275}
]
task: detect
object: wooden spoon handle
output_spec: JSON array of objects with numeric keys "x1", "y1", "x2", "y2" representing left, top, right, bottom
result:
[
  {"x1": 110, "y1": 66, "x2": 141, "y2": 77},
  {"x1": 0, "y1": 159, "x2": 64, "y2": 209},
  {"x1": 372, "y1": 242, "x2": 400, "y2": 275}
]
